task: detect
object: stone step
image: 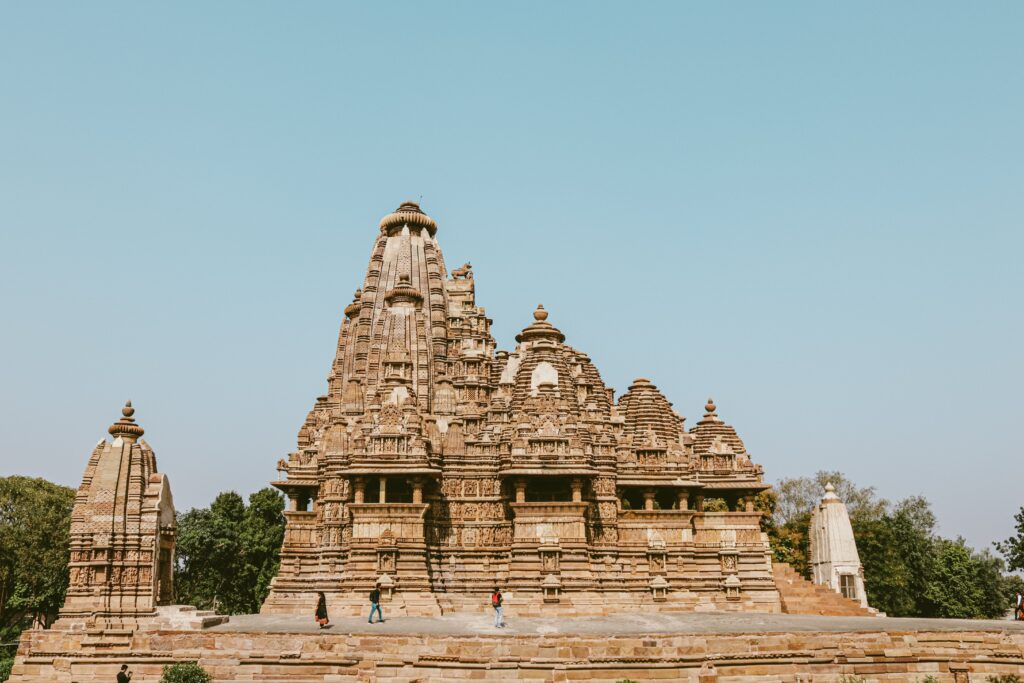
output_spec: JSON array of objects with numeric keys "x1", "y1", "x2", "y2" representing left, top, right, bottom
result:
[{"x1": 772, "y1": 562, "x2": 876, "y2": 617}]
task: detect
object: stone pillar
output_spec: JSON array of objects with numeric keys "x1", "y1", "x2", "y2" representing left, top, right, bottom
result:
[
  {"x1": 379, "y1": 476, "x2": 387, "y2": 504},
  {"x1": 354, "y1": 478, "x2": 365, "y2": 504},
  {"x1": 695, "y1": 495, "x2": 704, "y2": 512},
  {"x1": 571, "y1": 478, "x2": 583, "y2": 503},
  {"x1": 289, "y1": 495, "x2": 299, "y2": 512},
  {"x1": 745, "y1": 495, "x2": 755, "y2": 513},
  {"x1": 412, "y1": 478, "x2": 424, "y2": 504},
  {"x1": 515, "y1": 479, "x2": 526, "y2": 503},
  {"x1": 643, "y1": 489, "x2": 655, "y2": 511},
  {"x1": 677, "y1": 490, "x2": 689, "y2": 510}
]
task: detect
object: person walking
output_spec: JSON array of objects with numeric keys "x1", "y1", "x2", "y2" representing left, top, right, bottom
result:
[
  {"x1": 116, "y1": 664, "x2": 132, "y2": 683},
  {"x1": 491, "y1": 586, "x2": 505, "y2": 628},
  {"x1": 315, "y1": 591, "x2": 330, "y2": 628},
  {"x1": 368, "y1": 582, "x2": 384, "y2": 623},
  {"x1": 1015, "y1": 591, "x2": 1022, "y2": 621}
]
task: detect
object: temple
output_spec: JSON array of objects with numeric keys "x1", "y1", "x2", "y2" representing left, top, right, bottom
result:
[
  {"x1": 262, "y1": 202, "x2": 780, "y2": 615},
  {"x1": 58, "y1": 402, "x2": 176, "y2": 628}
]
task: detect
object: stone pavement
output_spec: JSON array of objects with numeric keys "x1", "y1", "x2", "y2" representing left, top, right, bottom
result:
[{"x1": 215, "y1": 611, "x2": 1024, "y2": 636}]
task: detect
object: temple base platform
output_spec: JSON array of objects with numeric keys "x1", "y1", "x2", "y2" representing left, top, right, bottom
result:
[{"x1": 10, "y1": 612, "x2": 1024, "y2": 682}]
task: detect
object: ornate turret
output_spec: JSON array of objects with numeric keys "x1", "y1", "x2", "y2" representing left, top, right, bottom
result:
[{"x1": 59, "y1": 402, "x2": 176, "y2": 628}]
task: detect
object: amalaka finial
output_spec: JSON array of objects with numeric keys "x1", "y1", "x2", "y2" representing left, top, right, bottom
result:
[
  {"x1": 109, "y1": 400, "x2": 145, "y2": 440},
  {"x1": 705, "y1": 397, "x2": 717, "y2": 415},
  {"x1": 534, "y1": 304, "x2": 548, "y2": 321},
  {"x1": 825, "y1": 482, "x2": 835, "y2": 493}
]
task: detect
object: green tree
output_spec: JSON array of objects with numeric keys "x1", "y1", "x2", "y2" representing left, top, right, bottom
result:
[
  {"x1": 773, "y1": 471, "x2": 887, "y2": 527},
  {"x1": 0, "y1": 476, "x2": 75, "y2": 642},
  {"x1": 174, "y1": 488, "x2": 285, "y2": 614},
  {"x1": 995, "y1": 507, "x2": 1024, "y2": 572},
  {"x1": 924, "y1": 539, "x2": 988, "y2": 618},
  {"x1": 769, "y1": 471, "x2": 887, "y2": 578}
]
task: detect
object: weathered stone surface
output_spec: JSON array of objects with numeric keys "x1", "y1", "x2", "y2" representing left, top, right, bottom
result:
[
  {"x1": 58, "y1": 402, "x2": 176, "y2": 629},
  {"x1": 10, "y1": 615, "x2": 1024, "y2": 682},
  {"x1": 265, "y1": 202, "x2": 781, "y2": 616}
]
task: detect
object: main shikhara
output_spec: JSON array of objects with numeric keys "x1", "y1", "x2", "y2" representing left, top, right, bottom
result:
[{"x1": 263, "y1": 202, "x2": 778, "y2": 615}]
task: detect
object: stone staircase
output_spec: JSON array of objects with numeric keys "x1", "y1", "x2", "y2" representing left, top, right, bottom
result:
[
  {"x1": 149, "y1": 605, "x2": 231, "y2": 629},
  {"x1": 772, "y1": 562, "x2": 877, "y2": 617}
]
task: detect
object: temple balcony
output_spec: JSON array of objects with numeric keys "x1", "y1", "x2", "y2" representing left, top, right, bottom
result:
[
  {"x1": 347, "y1": 503, "x2": 430, "y2": 542},
  {"x1": 693, "y1": 511, "x2": 767, "y2": 547},
  {"x1": 509, "y1": 502, "x2": 589, "y2": 543},
  {"x1": 617, "y1": 509, "x2": 696, "y2": 546}
]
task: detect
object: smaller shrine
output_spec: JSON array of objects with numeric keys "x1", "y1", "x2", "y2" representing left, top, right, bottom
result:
[
  {"x1": 808, "y1": 482, "x2": 869, "y2": 608},
  {"x1": 58, "y1": 402, "x2": 176, "y2": 628}
]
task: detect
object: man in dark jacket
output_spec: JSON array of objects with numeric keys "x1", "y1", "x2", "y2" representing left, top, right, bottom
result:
[
  {"x1": 368, "y1": 582, "x2": 384, "y2": 623},
  {"x1": 116, "y1": 665, "x2": 132, "y2": 683}
]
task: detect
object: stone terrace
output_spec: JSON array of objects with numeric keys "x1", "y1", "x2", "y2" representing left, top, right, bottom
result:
[{"x1": 11, "y1": 614, "x2": 1024, "y2": 682}]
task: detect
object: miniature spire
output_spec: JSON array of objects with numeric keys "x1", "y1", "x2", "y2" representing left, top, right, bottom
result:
[
  {"x1": 344, "y1": 289, "x2": 362, "y2": 318},
  {"x1": 108, "y1": 400, "x2": 145, "y2": 440}
]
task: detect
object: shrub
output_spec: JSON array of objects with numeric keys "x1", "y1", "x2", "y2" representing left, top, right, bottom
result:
[
  {"x1": 160, "y1": 662, "x2": 212, "y2": 683},
  {"x1": 838, "y1": 676, "x2": 866, "y2": 683},
  {"x1": 916, "y1": 676, "x2": 940, "y2": 683},
  {"x1": 987, "y1": 676, "x2": 1022, "y2": 683},
  {"x1": 0, "y1": 656, "x2": 13, "y2": 683}
]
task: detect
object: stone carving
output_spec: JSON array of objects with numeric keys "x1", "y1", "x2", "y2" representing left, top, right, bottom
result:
[
  {"x1": 59, "y1": 402, "x2": 176, "y2": 625},
  {"x1": 451, "y1": 262, "x2": 473, "y2": 279},
  {"x1": 263, "y1": 202, "x2": 776, "y2": 614}
]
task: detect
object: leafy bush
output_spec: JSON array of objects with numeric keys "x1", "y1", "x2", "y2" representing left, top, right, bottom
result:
[
  {"x1": 916, "y1": 676, "x2": 940, "y2": 683},
  {"x1": 160, "y1": 662, "x2": 212, "y2": 683},
  {"x1": 0, "y1": 656, "x2": 13, "y2": 683},
  {"x1": 838, "y1": 676, "x2": 866, "y2": 683},
  {"x1": 986, "y1": 676, "x2": 1022, "y2": 683}
]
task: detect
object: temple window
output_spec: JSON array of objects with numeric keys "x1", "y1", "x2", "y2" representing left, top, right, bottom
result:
[
  {"x1": 619, "y1": 488, "x2": 645, "y2": 510},
  {"x1": 524, "y1": 476, "x2": 573, "y2": 502},
  {"x1": 387, "y1": 478, "x2": 414, "y2": 503},
  {"x1": 654, "y1": 488, "x2": 677, "y2": 510},
  {"x1": 702, "y1": 497, "x2": 729, "y2": 512}
]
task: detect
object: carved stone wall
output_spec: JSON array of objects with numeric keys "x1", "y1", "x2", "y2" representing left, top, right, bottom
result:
[{"x1": 262, "y1": 202, "x2": 779, "y2": 615}]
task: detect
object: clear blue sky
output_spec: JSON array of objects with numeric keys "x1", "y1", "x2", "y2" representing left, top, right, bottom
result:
[{"x1": 1, "y1": 2, "x2": 1021, "y2": 554}]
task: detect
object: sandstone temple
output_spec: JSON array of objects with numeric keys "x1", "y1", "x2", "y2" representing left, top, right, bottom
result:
[{"x1": 263, "y1": 202, "x2": 780, "y2": 615}]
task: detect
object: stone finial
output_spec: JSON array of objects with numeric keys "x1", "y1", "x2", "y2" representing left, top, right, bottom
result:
[
  {"x1": 516, "y1": 304, "x2": 565, "y2": 344},
  {"x1": 704, "y1": 398, "x2": 717, "y2": 418},
  {"x1": 108, "y1": 400, "x2": 145, "y2": 440},
  {"x1": 822, "y1": 481, "x2": 840, "y2": 501},
  {"x1": 379, "y1": 201, "x2": 437, "y2": 236}
]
